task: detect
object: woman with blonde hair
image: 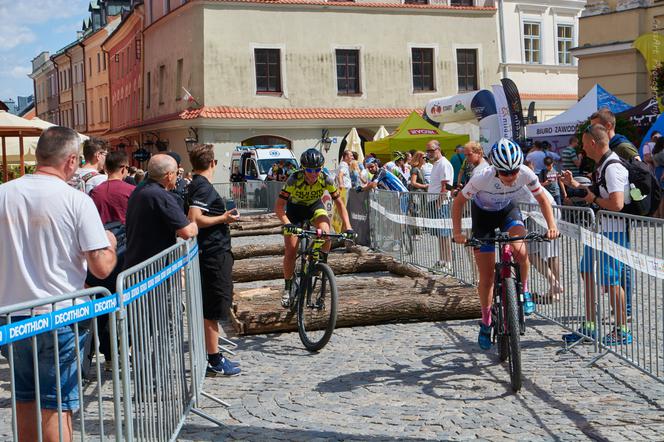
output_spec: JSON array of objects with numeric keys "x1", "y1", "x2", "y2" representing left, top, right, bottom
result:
[
  {"x1": 349, "y1": 159, "x2": 362, "y2": 187},
  {"x1": 457, "y1": 141, "x2": 487, "y2": 186},
  {"x1": 409, "y1": 150, "x2": 428, "y2": 192}
]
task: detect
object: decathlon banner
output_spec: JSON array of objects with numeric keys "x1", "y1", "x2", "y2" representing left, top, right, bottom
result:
[{"x1": 492, "y1": 85, "x2": 513, "y2": 140}]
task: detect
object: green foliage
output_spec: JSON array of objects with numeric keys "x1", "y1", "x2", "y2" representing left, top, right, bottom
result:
[
  {"x1": 575, "y1": 114, "x2": 639, "y2": 148},
  {"x1": 0, "y1": 165, "x2": 35, "y2": 184}
]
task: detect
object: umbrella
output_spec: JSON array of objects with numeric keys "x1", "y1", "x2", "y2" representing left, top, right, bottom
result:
[
  {"x1": 0, "y1": 111, "x2": 44, "y2": 178},
  {"x1": 344, "y1": 127, "x2": 364, "y2": 163},
  {"x1": 373, "y1": 125, "x2": 390, "y2": 141}
]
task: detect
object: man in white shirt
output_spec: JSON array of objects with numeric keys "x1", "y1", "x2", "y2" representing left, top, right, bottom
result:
[
  {"x1": 561, "y1": 123, "x2": 632, "y2": 346},
  {"x1": 69, "y1": 137, "x2": 109, "y2": 194},
  {"x1": 0, "y1": 126, "x2": 117, "y2": 442},
  {"x1": 426, "y1": 140, "x2": 454, "y2": 268}
]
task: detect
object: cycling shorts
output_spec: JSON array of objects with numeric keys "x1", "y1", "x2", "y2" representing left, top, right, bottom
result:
[
  {"x1": 286, "y1": 200, "x2": 328, "y2": 226},
  {"x1": 471, "y1": 202, "x2": 524, "y2": 253}
]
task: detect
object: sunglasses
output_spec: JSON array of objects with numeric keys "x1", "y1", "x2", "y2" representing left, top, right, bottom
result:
[
  {"x1": 425, "y1": 149, "x2": 437, "y2": 153},
  {"x1": 498, "y1": 169, "x2": 520, "y2": 177},
  {"x1": 305, "y1": 167, "x2": 322, "y2": 173}
]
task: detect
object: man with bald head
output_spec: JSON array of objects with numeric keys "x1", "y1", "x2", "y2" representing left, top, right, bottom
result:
[{"x1": 124, "y1": 154, "x2": 198, "y2": 269}]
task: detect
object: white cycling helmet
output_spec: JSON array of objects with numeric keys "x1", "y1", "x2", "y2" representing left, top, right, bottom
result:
[{"x1": 490, "y1": 138, "x2": 524, "y2": 173}]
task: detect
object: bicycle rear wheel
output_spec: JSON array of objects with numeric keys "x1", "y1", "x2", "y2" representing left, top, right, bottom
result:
[
  {"x1": 504, "y1": 277, "x2": 522, "y2": 392},
  {"x1": 297, "y1": 262, "x2": 338, "y2": 352}
]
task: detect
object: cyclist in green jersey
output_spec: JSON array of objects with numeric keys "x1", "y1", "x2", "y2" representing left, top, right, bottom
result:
[{"x1": 276, "y1": 148, "x2": 354, "y2": 307}]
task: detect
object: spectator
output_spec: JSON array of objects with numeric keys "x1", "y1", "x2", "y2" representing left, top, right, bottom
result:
[
  {"x1": 538, "y1": 156, "x2": 563, "y2": 205},
  {"x1": 421, "y1": 156, "x2": 433, "y2": 184},
  {"x1": 68, "y1": 137, "x2": 108, "y2": 194},
  {"x1": 349, "y1": 159, "x2": 361, "y2": 188},
  {"x1": 653, "y1": 137, "x2": 664, "y2": 218},
  {"x1": 450, "y1": 145, "x2": 465, "y2": 187},
  {"x1": 408, "y1": 151, "x2": 428, "y2": 192},
  {"x1": 560, "y1": 136, "x2": 581, "y2": 175},
  {"x1": 590, "y1": 108, "x2": 641, "y2": 162},
  {"x1": 124, "y1": 154, "x2": 198, "y2": 269},
  {"x1": 90, "y1": 151, "x2": 135, "y2": 224},
  {"x1": 426, "y1": 139, "x2": 454, "y2": 269},
  {"x1": 187, "y1": 145, "x2": 241, "y2": 376},
  {"x1": 0, "y1": 126, "x2": 117, "y2": 442},
  {"x1": 166, "y1": 151, "x2": 188, "y2": 211},
  {"x1": 124, "y1": 166, "x2": 138, "y2": 185},
  {"x1": 402, "y1": 151, "x2": 412, "y2": 180},
  {"x1": 642, "y1": 131, "x2": 660, "y2": 173},
  {"x1": 337, "y1": 150, "x2": 352, "y2": 192},
  {"x1": 230, "y1": 165, "x2": 245, "y2": 183},
  {"x1": 561, "y1": 124, "x2": 632, "y2": 345},
  {"x1": 526, "y1": 140, "x2": 560, "y2": 174},
  {"x1": 134, "y1": 168, "x2": 145, "y2": 185},
  {"x1": 458, "y1": 141, "x2": 487, "y2": 186}
]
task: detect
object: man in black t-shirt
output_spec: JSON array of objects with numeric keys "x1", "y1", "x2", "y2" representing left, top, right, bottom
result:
[
  {"x1": 187, "y1": 145, "x2": 241, "y2": 377},
  {"x1": 124, "y1": 154, "x2": 198, "y2": 269}
]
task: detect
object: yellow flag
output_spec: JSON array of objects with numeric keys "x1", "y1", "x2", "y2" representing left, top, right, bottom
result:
[{"x1": 633, "y1": 33, "x2": 664, "y2": 72}]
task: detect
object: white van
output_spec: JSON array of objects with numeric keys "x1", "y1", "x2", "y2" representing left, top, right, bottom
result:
[{"x1": 230, "y1": 144, "x2": 298, "y2": 181}]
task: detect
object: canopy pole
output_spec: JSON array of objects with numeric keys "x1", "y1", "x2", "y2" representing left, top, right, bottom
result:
[
  {"x1": 19, "y1": 133, "x2": 25, "y2": 176},
  {"x1": 1, "y1": 136, "x2": 7, "y2": 182}
]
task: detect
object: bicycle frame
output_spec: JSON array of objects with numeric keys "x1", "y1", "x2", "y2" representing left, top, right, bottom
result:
[{"x1": 493, "y1": 243, "x2": 525, "y2": 337}]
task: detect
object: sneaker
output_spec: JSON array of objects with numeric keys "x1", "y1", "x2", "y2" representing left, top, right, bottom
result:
[
  {"x1": 281, "y1": 289, "x2": 291, "y2": 308},
  {"x1": 477, "y1": 322, "x2": 492, "y2": 350},
  {"x1": 206, "y1": 357, "x2": 241, "y2": 377},
  {"x1": 562, "y1": 324, "x2": 596, "y2": 344},
  {"x1": 104, "y1": 360, "x2": 113, "y2": 372},
  {"x1": 602, "y1": 328, "x2": 633, "y2": 346},
  {"x1": 523, "y1": 292, "x2": 535, "y2": 316}
]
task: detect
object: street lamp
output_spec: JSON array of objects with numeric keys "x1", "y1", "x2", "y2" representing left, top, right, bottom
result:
[
  {"x1": 320, "y1": 129, "x2": 333, "y2": 153},
  {"x1": 185, "y1": 127, "x2": 198, "y2": 152}
]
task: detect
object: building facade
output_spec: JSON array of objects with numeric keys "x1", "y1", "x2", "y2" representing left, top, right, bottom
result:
[
  {"x1": 573, "y1": 0, "x2": 660, "y2": 105},
  {"x1": 68, "y1": 41, "x2": 88, "y2": 133},
  {"x1": 103, "y1": 3, "x2": 144, "y2": 151},
  {"x1": 138, "y1": 0, "x2": 500, "y2": 180},
  {"x1": 499, "y1": 0, "x2": 584, "y2": 123},
  {"x1": 29, "y1": 52, "x2": 60, "y2": 124},
  {"x1": 52, "y1": 43, "x2": 76, "y2": 129}
]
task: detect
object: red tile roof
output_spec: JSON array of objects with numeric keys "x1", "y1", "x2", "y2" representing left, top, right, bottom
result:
[
  {"x1": 206, "y1": 0, "x2": 495, "y2": 11},
  {"x1": 180, "y1": 106, "x2": 422, "y2": 120}
]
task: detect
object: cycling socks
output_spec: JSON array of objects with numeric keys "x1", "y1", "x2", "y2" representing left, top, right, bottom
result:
[
  {"x1": 481, "y1": 307, "x2": 492, "y2": 326},
  {"x1": 208, "y1": 352, "x2": 222, "y2": 366}
]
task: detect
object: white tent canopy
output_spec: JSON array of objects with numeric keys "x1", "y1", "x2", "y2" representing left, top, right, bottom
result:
[{"x1": 525, "y1": 84, "x2": 631, "y2": 138}]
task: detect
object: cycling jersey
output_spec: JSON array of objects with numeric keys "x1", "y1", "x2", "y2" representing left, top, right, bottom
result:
[
  {"x1": 461, "y1": 165, "x2": 542, "y2": 211},
  {"x1": 371, "y1": 168, "x2": 408, "y2": 192},
  {"x1": 279, "y1": 169, "x2": 339, "y2": 205}
]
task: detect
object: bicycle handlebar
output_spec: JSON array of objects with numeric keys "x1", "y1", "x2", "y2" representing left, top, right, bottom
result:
[
  {"x1": 465, "y1": 232, "x2": 551, "y2": 248},
  {"x1": 284, "y1": 227, "x2": 356, "y2": 241}
]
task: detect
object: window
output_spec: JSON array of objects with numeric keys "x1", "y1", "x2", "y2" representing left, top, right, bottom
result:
[
  {"x1": 254, "y1": 48, "x2": 282, "y2": 93},
  {"x1": 97, "y1": 53, "x2": 101, "y2": 72},
  {"x1": 89, "y1": 57, "x2": 92, "y2": 77},
  {"x1": 164, "y1": 0, "x2": 170, "y2": 13},
  {"x1": 557, "y1": 24, "x2": 573, "y2": 65},
  {"x1": 176, "y1": 58, "x2": 183, "y2": 100},
  {"x1": 103, "y1": 52, "x2": 107, "y2": 71},
  {"x1": 404, "y1": 0, "x2": 428, "y2": 3},
  {"x1": 158, "y1": 65, "x2": 165, "y2": 104},
  {"x1": 411, "y1": 47, "x2": 434, "y2": 92},
  {"x1": 146, "y1": 72, "x2": 151, "y2": 108},
  {"x1": 523, "y1": 22, "x2": 541, "y2": 64},
  {"x1": 336, "y1": 49, "x2": 360, "y2": 95},
  {"x1": 450, "y1": 0, "x2": 473, "y2": 5},
  {"x1": 89, "y1": 100, "x2": 93, "y2": 123},
  {"x1": 456, "y1": 49, "x2": 478, "y2": 92},
  {"x1": 104, "y1": 97, "x2": 109, "y2": 122},
  {"x1": 99, "y1": 98, "x2": 103, "y2": 123}
]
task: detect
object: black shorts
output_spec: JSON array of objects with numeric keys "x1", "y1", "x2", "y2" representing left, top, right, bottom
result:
[
  {"x1": 471, "y1": 202, "x2": 524, "y2": 252},
  {"x1": 200, "y1": 251, "x2": 234, "y2": 321},
  {"x1": 286, "y1": 200, "x2": 328, "y2": 226}
]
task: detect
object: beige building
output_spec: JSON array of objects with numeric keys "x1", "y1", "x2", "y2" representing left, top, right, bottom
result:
[
  {"x1": 29, "y1": 52, "x2": 59, "y2": 124},
  {"x1": 573, "y1": 0, "x2": 661, "y2": 104},
  {"x1": 139, "y1": 0, "x2": 500, "y2": 180},
  {"x1": 52, "y1": 43, "x2": 76, "y2": 129},
  {"x1": 68, "y1": 40, "x2": 88, "y2": 134}
]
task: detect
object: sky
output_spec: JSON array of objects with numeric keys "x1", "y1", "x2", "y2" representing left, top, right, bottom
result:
[{"x1": 0, "y1": 0, "x2": 90, "y2": 103}]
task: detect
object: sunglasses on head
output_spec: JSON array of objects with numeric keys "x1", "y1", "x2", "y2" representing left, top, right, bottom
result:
[
  {"x1": 305, "y1": 167, "x2": 322, "y2": 173},
  {"x1": 498, "y1": 169, "x2": 519, "y2": 177}
]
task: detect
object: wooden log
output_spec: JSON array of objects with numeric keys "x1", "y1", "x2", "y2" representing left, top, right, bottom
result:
[
  {"x1": 237, "y1": 213, "x2": 277, "y2": 223},
  {"x1": 231, "y1": 227, "x2": 283, "y2": 237},
  {"x1": 230, "y1": 275, "x2": 479, "y2": 335},
  {"x1": 230, "y1": 220, "x2": 283, "y2": 231},
  {"x1": 232, "y1": 252, "x2": 403, "y2": 282},
  {"x1": 233, "y1": 242, "x2": 346, "y2": 260}
]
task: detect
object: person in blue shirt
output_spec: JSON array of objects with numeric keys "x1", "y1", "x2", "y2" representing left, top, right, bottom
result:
[
  {"x1": 450, "y1": 145, "x2": 465, "y2": 186},
  {"x1": 357, "y1": 158, "x2": 408, "y2": 192}
]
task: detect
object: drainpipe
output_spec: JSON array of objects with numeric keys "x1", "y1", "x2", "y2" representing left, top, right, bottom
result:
[
  {"x1": 498, "y1": 0, "x2": 508, "y2": 79},
  {"x1": 80, "y1": 41, "x2": 89, "y2": 133}
]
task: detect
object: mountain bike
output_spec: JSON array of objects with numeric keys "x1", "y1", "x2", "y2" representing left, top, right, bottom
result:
[
  {"x1": 466, "y1": 230, "x2": 549, "y2": 392},
  {"x1": 283, "y1": 226, "x2": 353, "y2": 352}
]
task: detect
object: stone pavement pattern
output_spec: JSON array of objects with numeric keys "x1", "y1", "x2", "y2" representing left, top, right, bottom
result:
[{"x1": 180, "y1": 319, "x2": 664, "y2": 441}]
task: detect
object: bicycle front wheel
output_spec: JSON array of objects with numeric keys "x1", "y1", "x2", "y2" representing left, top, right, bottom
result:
[
  {"x1": 504, "y1": 277, "x2": 522, "y2": 392},
  {"x1": 297, "y1": 262, "x2": 338, "y2": 352}
]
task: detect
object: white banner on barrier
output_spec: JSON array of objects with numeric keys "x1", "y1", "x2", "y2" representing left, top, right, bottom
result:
[{"x1": 369, "y1": 200, "x2": 472, "y2": 229}]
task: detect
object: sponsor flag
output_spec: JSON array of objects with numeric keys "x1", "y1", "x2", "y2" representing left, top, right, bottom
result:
[
  {"x1": 182, "y1": 87, "x2": 201, "y2": 107},
  {"x1": 492, "y1": 85, "x2": 513, "y2": 139},
  {"x1": 500, "y1": 78, "x2": 526, "y2": 141}
]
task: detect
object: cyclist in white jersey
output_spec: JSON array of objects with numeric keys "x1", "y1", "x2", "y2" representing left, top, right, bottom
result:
[{"x1": 451, "y1": 138, "x2": 559, "y2": 350}]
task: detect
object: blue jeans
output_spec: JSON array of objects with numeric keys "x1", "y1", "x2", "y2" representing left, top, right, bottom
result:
[
  {"x1": 580, "y1": 232, "x2": 626, "y2": 287},
  {"x1": 0, "y1": 317, "x2": 89, "y2": 410}
]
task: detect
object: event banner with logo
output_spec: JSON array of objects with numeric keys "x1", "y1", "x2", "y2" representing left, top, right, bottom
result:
[{"x1": 346, "y1": 190, "x2": 370, "y2": 246}]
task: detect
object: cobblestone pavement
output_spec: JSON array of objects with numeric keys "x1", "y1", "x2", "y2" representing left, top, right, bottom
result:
[{"x1": 180, "y1": 319, "x2": 664, "y2": 441}]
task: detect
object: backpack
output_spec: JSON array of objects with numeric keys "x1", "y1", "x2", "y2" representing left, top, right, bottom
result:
[
  {"x1": 68, "y1": 170, "x2": 99, "y2": 192},
  {"x1": 596, "y1": 157, "x2": 662, "y2": 216}
]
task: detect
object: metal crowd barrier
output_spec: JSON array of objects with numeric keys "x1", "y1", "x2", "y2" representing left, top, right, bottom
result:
[
  {"x1": 213, "y1": 181, "x2": 283, "y2": 212},
  {"x1": 0, "y1": 238, "x2": 224, "y2": 441},
  {"x1": 368, "y1": 189, "x2": 664, "y2": 384}
]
